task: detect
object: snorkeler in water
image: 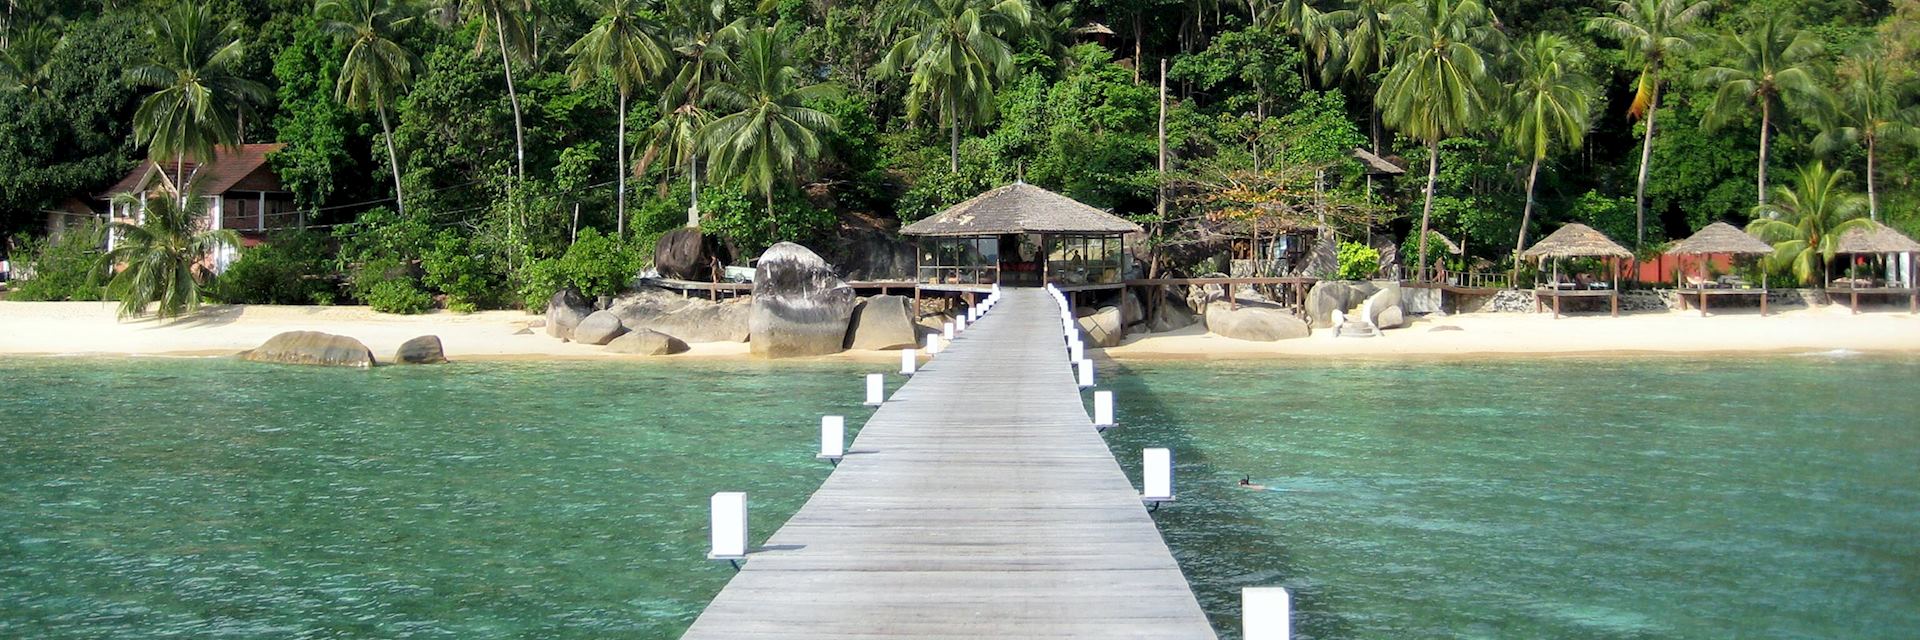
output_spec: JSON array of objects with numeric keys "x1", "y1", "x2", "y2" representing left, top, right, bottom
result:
[{"x1": 1237, "y1": 475, "x2": 1269, "y2": 491}]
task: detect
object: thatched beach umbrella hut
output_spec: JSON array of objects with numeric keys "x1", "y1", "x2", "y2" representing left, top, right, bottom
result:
[
  {"x1": 1521, "y1": 223, "x2": 1632, "y2": 317},
  {"x1": 1665, "y1": 222, "x2": 1775, "y2": 316},
  {"x1": 1828, "y1": 220, "x2": 1920, "y2": 313}
]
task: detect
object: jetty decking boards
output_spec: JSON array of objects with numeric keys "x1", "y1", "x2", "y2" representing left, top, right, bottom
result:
[{"x1": 680, "y1": 288, "x2": 1216, "y2": 639}]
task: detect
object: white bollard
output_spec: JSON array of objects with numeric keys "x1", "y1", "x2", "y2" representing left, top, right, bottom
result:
[
  {"x1": 1094, "y1": 390, "x2": 1115, "y2": 428},
  {"x1": 818, "y1": 416, "x2": 845, "y2": 461},
  {"x1": 1242, "y1": 587, "x2": 1292, "y2": 640},
  {"x1": 926, "y1": 334, "x2": 941, "y2": 355},
  {"x1": 865, "y1": 373, "x2": 885, "y2": 406},
  {"x1": 1142, "y1": 447, "x2": 1173, "y2": 502},
  {"x1": 957, "y1": 316, "x2": 968, "y2": 333},
  {"x1": 1077, "y1": 359, "x2": 1094, "y2": 388},
  {"x1": 1069, "y1": 340, "x2": 1084, "y2": 363},
  {"x1": 900, "y1": 348, "x2": 917, "y2": 375},
  {"x1": 707, "y1": 492, "x2": 748, "y2": 560},
  {"x1": 943, "y1": 322, "x2": 955, "y2": 340}
]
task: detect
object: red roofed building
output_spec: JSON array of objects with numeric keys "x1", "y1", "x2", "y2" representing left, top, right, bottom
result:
[{"x1": 99, "y1": 143, "x2": 298, "y2": 272}]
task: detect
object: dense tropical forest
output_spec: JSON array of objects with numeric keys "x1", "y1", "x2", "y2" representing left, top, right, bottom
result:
[{"x1": 2, "y1": 0, "x2": 1917, "y2": 312}]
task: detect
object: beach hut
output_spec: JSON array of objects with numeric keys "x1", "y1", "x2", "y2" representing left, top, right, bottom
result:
[
  {"x1": 1521, "y1": 223, "x2": 1632, "y2": 318},
  {"x1": 1827, "y1": 220, "x2": 1920, "y2": 314},
  {"x1": 1664, "y1": 222, "x2": 1775, "y2": 316},
  {"x1": 901, "y1": 182, "x2": 1142, "y2": 292}
]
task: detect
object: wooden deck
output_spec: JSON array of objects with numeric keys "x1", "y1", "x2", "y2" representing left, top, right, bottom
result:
[{"x1": 680, "y1": 288, "x2": 1215, "y2": 639}]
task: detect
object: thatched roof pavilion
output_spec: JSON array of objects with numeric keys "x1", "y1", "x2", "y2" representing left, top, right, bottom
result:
[
  {"x1": 1667, "y1": 222, "x2": 1774, "y2": 255},
  {"x1": 902, "y1": 183, "x2": 1140, "y2": 290},
  {"x1": 1833, "y1": 220, "x2": 1920, "y2": 254},
  {"x1": 1664, "y1": 222, "x2": 1777, "y2": 316},
  {"x1": 901, "y1": 183, "x2": 1142, "y2": 237},
  {"x1": 1521, "y1": 223, "x2": 1631, "y2": 318},
  {"x1": 1349, "y1": 148, "x2": 1406, "y2": 176},
  {"x1": 1520, "y1": 223, "x2": 1632, "y2": 260}
]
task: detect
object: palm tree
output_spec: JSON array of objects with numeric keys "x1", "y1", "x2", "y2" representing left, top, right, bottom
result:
[
  {"x1": 699, "y1": 20, "x2": 840, "y2": 235},
  {"x1": 1745, "y1": 162, "x2": 1872, "y2": 286},
  {"x1": 437, "y1": 0, "x2": 532, "y2": 180},
  {"x1": 1375, "y1": 0, "x2": 1500, "y2": 282},
  {"x1": 566, "y1": 0, "x2": 667, "y2": 239},
  {"x1": 1815, "y1": 43, "x2": 1920, "y2": 223},
  {"x1": 643, "y1": 0, "x2": 728, "y2": 227},
  {"x1": 1505, "y1": 33, "x2": 1594, "y2": 283},
  {"x1": 1700, "y1": 14, "x2": 1828, "y2": 206},
  {"x1": 876, "y1": 0, "x2": 1030, "y2": 172},
  {"x1": 317, "y1": 0, "x2": 418, "y2": 216},
  {"x1": 1268, "y1": 0, "x2": 1346, "y2": 86},
  {"x1": 1589, "y1": 0, "x2": 1710, "y2": 248},
  {"x1": 1333, "y1": 0, "x2": 1399, "y2": 151},
  {"x1": 0, "y1": 24, "x2": 58, "y2": 99},
  {"x1": 104, "y1": 190, "x2": 241, "y2": 319},
  {"x1": 126, "y1": 3, "x2": 270, "y2": 203}
]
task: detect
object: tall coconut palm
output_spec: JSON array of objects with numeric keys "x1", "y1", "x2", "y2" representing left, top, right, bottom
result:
[
  {"x1": 126, "y1": 3, "x2": 270, "y2": 203},
  {"x1": 1589, "y1": 0, "x2": 1710, "y2": 248},
  {"x1": 104, "y1": 190, "x2": 241, "y2": 320},
  {"x1": 0, "y1": 24, "x2": 58, "y2": 99},
  {"x1": 699, "y1": 20, "x2": 840, "y2": 235},
  {"x1": 876, "y1": 0, "x2": 1030, "y2": 172},
  {"x1": 1700, "y1": 14, "x2": 1829, "y2": 206},
  {"x1": 1332, "y1": 0, "x2": 1399, "y2": 151},
  {"x1": 1267, "y1": 0, "x2": 1346, "y2": 86},
  {"x1": 566, "y1": 0, "x2": 667, "y2": 239},
  {"x1": 1815, "y1": 43, "x2": 1920, "y2": 223},
  {"x1": 1505, "y1": 33, "x2": 1594, "y2": 282},
  {"x1": 642, "y1": 0, "x2": 727, "y2": 228},
  {"x1": 317, "y1": 0, "x2": 419, "y2": 216},
  {"x1": 437, "y1": 0, "x2": 532, "y2": 179},
  {"x1": 1376, "y1": 0, "x2": 1500, "y2": 281},
  {"x1": 1745, "y1": 162, "x2": 1872, "y2": 286}
]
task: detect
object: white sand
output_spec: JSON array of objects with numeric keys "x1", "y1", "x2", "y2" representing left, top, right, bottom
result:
[{"x1": 1, "y1": 300, "x2": 1915, "y2": 362}]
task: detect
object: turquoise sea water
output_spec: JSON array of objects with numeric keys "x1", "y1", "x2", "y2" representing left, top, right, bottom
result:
[
  {"x1": 4, "y1": 355, "x2": 1918, "y2": 638},
  {"x1": 0, "y1": 358, "x2": 878, "y2": 638},
  {"x1": 1100, "y1": 354, "x2": 1920, "y2": 639}
]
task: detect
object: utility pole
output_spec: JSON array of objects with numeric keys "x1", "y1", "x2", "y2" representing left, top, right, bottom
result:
[{"x1": 1157, "y1": 57, "x2": 1167, "y2": 219}]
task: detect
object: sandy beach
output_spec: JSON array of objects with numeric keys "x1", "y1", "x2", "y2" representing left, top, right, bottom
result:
[{"x1": 2, "y1": 300, "x2": 1916, "y2": 362}]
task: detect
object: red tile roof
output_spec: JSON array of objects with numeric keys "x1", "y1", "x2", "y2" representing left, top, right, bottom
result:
[{"x1": 100, "y1": 143, "x2": 287, "y2": 197}]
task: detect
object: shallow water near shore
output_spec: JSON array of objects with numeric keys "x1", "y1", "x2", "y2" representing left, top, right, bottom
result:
[
  {"x1": 4, "y1": 354, "x2": 1918, "y2": 638},
  {"x1": 1101, "y1": 353, "x2": 1920, "y2": 638}
]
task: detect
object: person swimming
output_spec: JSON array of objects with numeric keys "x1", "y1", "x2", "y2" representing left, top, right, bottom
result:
[{"x1": 1237, "y1": 475, "x2": 1269, "y2": 491}]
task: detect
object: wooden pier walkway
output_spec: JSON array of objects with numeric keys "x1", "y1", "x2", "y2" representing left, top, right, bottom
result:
[{"x1": 680, "y1": 288, "x2": 1215, "y2": 639}]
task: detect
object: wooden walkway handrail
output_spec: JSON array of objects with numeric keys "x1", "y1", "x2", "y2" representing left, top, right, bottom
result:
[{"x1": 680, "y1": 288, "x2": 1216, "y2": 639}]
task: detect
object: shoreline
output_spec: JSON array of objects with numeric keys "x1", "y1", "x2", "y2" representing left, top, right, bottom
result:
[{"x1": 3, "y1": 300, "x2": 1917, "y2": 363}]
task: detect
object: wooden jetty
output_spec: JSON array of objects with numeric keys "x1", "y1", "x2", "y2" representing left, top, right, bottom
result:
[{"x1": 680, "y1": 288, "x2": 1215, "y2": 639}]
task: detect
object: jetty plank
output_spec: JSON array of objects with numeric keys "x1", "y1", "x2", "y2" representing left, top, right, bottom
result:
[{"x1": 680, "y1": 288, "x2": 1215, "y2": 639}]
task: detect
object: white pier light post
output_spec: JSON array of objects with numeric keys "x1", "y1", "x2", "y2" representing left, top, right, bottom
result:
[
  {"x1": 1077, "y1": 359, "x2": 1095, "y2": 388},
  {"x1": 900, "y1": 348, "x2": 917, "y2": 375},
  {"x1": 1069, "y1": 340, "x2": 1085, "y2": 363},
  {"x1": 1142, "y1": 447, "x2": 1173, "y2": 504},
  {"x1": 1242, "y1": 587, "x2": 1292, "y2": 640},
  {"x1": 708, "y1": 492, "x2": 748, "y2": 563},
  {"x1": 865, "y1": 374, "x2": 885, "y2": 406},
  {"x1": 1093, "y1": 390, "x2": 1116, "y2": 429},
  {"x1": 943, "y1": 322, "x2": 955, "y2": 340},
  {"x1": 818, "y1": 416, "x2": 845, "y2": 462},
  {"x1": 925, "y1": 334, "x2": 941, "y2": 355}
]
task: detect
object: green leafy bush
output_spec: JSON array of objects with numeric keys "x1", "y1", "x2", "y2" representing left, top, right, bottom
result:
[
  {"x1": 555, "y1": 228, "x2": 638, "y2": 298},
  {"x1": 699, "y1": 185, "x2": 836, "y2": 257},
  {"x1": 7, "y1": 222, "x2": 108, "y2": 301},
  {"x1": 421, "y1": 230, "x2": 500, "y2": 313},
  {"x1": 515, "y1": 256, "x2": 564, "y2": 313},
  {"x1": 366, "y1": 278, "x2": 432, "y2": 314},
  {"x1": 1399, "y1": 230, "x2": 1457, "y2": 273},
  {"x1": 1335, "y1": 242, "x2": 1381, "y2": 280},
  {"x1": 208, "y1": 231, "x2": 337, "y2": 305}
]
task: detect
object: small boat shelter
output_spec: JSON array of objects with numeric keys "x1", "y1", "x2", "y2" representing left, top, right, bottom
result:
[
  {"x1": 1522, "y1": 223, "x2": 1631, "y2": 318},
  {"x1": 901, "y1": 183, "x2": 1142, "y2": 292},
  {"x1": 1664, "y1": 222, "x2": 1775, "y2": 316},
  {"x1": 1828, "y1": 220, "x2": 1920, "y2": 314}
]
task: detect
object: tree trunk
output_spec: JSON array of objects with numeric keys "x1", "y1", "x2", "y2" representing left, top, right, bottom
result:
[
  {"x1": 494, "y1": 10, "x2": 526, "y2": 181},
  {"x1": 1416, "y1": 140, "x2": 1438, "y2": 283},
  {"x1": 1133, "y1": 13, "x2": 1143, "y2": 84},
  {"x1": 1512, "y1": 155, "x2": 1541, "y2": 286},
  {"x1": 1157, "y1": 57, "x2": 1167, "y2": 219},
  {"x1": 616, "y1": 89, "x2": 628, "y2": 239},
  {"x1": 687, "y1": 153, "x2": 702, "y2": 228},
  {"x1": 1634, "y1": 80, "x2": 1659, "y2": 251},
  {"x1": 1757, "y1": 99, "x2": 1770, "y2": 205},
  {"x1": 379, "y1": 106, "x2": 405, "y2": 215},
  {"x1": 1867, "y1": 136, "x2": 1879, "y2": 222},
  {"x1": 766, "y1": 189, "x2": 776, "y2": 239},
  {"x1": 948, "y1": 93, "x2": 959, "y2": 172}
]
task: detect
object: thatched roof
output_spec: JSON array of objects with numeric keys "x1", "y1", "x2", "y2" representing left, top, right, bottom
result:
[
  {"x1": 1349, "y1": 148, "x2": 1406, "y2": 176},
  {"x1": 1521, "y1": 223, "x2": 1632, "y2": 259},
  {"x1": 1666, "y1": 222, "x2": 1774, "y2": 255},
  {"x1": 1833, "y1": 220, "x2": 1920, "y2": 254},
  {"x1": 901, "y1": 183, "x2": 1144, "y2": 237}
]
